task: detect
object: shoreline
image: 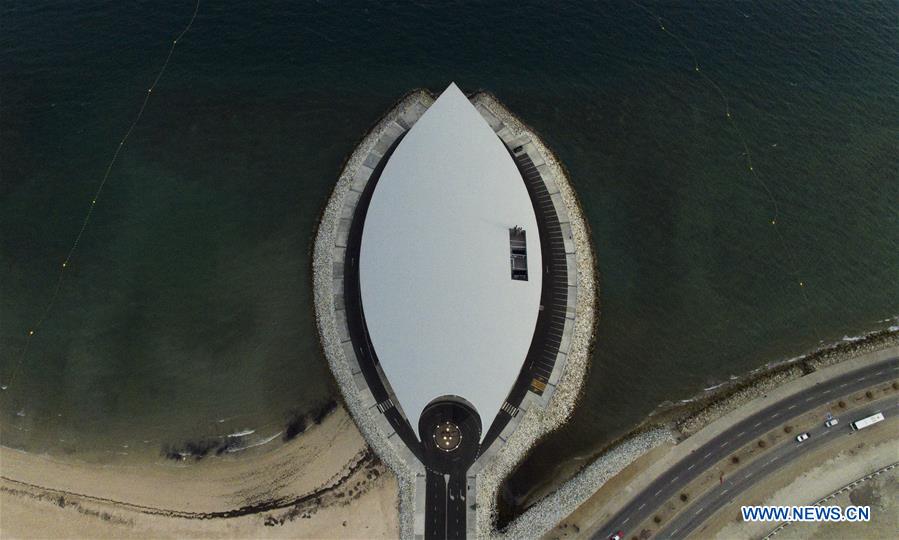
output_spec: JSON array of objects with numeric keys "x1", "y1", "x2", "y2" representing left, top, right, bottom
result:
[
  {"x1": 1, "y1": 397, "x2": 341, "y2": 468},
  {"x1": 500, "y1": 326, "x2": 899, "y2": 535},
  {"x1": 0, "y1": 405, "x2": 400, "y2": 538},
  {"x1": 1, "y1": 331, "x2": 893, "y2": 539}
]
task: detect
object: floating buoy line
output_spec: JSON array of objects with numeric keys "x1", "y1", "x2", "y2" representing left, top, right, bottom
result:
[
  {"x1": 631, "y1": 1, "x2": 820, "y2": 339},
  {"x1": 1, "y1": 1, "x2": 201, "y2": 393}
]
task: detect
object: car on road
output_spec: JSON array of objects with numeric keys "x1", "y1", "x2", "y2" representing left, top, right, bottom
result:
[
  {"x1": 609, "y1": 531, "x2": 623, "y2": 540},
  {"x1": 825, "y1": 418, "x2": 839, "y2": 428},
  {"x1": 796, "y1": 432, "x2": 810, "y2": 442}
]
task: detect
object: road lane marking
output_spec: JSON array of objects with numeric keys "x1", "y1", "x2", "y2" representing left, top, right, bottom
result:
[
  {"x1": 772, "y1": 412, "x2": 780, "y2": 418},
  {"x1": 805, "y1": 396, "x2": 814, "y2": 402},
  {"x1": 876, "y1": 370, "x2": 884, "y2": 375},
  {"x1": 623, "y1": 517, "x2": 630, "y2": 525},
  {"x1": 704, "y1": 452, "x2": 712, "y2": 459},
  {"x1": 695, "y1": 507, "x2": 705, "y2": 515},
  {"x1": 788, "y1": 404, "x2": 797, "y2": 409},
  {"x1": 737, "y1": 431, "x2": 745, "y2": 436},
  {"x1": 672, "y1": 475, "x2": 680, "y2": 482},
  {"x1": 671, "y1": 528, "x2": 679, "y2": 535},
  {"x1": 655, "y1": 489, "x2": 662, "y2": 497},
  {"x1": 638, "y1": 503, "x2": 646, "y2": 510},
  {"x1": 688, "y1": 464, "x2": 695, "y2": 471},
  {"x1": 722, "y1": 489, "x2": 729, "y2": 494},
  {"x1": 822, "y1": 388, "x2": 831, "y2": 394},
  {"x1": 840, "y1": 383, "x2": 848, "y2": 388},
  {"x1": 857, "y1": 377, "x2": 866, "y2": 382},
  {"x1": 771, "y1": 455, "x2": 780, "y2": 462},
  {"x1": 746, "y1": 471, "x2": 753, "y2": 478}
]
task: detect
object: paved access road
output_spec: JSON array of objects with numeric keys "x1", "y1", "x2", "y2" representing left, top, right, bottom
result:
[
  {"x1": 657, "y1": 397, "x2": 899, "y2": 538},
  {"x1": 426, "y1": 472, "x2": 467, "y2": 539},
  {"x1": 593, "y1": 356, "x2": 899, "y2": 540}
]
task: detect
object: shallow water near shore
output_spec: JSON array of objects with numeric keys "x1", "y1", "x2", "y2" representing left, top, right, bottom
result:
[{"x1": 2, "y1": 0, "x2": 897, "y2": 494}]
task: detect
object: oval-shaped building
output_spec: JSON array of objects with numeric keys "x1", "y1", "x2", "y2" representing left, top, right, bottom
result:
[{"x1": 359, "y1": 83, "x2": 542, "y2": 439}]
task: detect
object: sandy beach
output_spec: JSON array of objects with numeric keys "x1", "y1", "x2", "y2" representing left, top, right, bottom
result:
[{"x1": 0, "y1": 405, "x2": 399, "y2": 538}]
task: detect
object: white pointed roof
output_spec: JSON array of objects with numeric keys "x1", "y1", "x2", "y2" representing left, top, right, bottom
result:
[{"x1": 359, "y1": 83, "x2": 542, "y2": 438}]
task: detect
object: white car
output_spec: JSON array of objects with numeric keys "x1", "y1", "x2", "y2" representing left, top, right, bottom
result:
[
  {"x1": 796, "y1": 432, "x2": 810, "y2": 442},
  {"x1": 825, "y1": 418, "x2": 839, "y2": 428}
]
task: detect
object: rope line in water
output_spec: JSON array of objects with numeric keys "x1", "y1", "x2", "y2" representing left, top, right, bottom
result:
[
  {"x1": 1, "y1": 0, "x2": 201, "y2": 392},
  {"x1": 630, "y1": 1, "x2": 820, "y2": 336}
]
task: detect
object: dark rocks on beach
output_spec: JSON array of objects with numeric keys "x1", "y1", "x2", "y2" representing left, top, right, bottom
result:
[
  {"x1": 284, "y1": 399, "x2": 338, "y2": 441},
  {"x1": 312, "y1": 399, "x2": 337, "y2": 425},
  {"x1": 161, "y1": 437, "x2": 238, "y2": 461},
  {"x1": 284, "y1": 415, "x2": 308, "y2": 441}
]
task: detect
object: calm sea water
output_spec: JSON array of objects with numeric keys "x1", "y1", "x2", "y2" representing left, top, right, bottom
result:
[{"x1": 1, "y1": 0, "x2": 896, "y2": 490}]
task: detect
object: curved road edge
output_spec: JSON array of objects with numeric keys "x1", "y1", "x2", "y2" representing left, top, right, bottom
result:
[{"x1": 590, "y1": 346, "x2": 899, "y2": 539}]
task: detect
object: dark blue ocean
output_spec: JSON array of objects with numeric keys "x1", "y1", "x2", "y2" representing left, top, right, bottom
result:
[{"x1": 2, "y1": 0, "x2": 896, "y2": 500}]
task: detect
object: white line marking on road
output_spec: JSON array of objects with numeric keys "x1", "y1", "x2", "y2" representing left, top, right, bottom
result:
[
  {"x1": 655, "y1": 489, "x2": 662, "y2": 497},
  {"x1": 622, "y1": 517, "x2": 630, "y2": 525},
  {"x1": 746, "y1": 471, "x2": 753, "y2": 478},
  {"x1": 737, "y1": 431, "x2": 745, "y2": 436},
  {"x1": 876, "y1": 370, "x2": 884, "y2": 375},
  {"x1": 788, "y1": 404, "x2": 797, "y2": 409},
  {"x1": 772, "y1": 412, "x2": 780, "y2": 418},
  {"x1": 857, "y1": 377, "x2": 866, "y2": 382},
  {"x1": 688, "y1": 464, "x2": 695, "y2": 471},
  {"x1": 671, "y1": 528, "x2": 679, "y2": 535},
  {"x1": 722, "y1": 489, "x2": 729, "y2": 494},
  {"x1": 638, "y1": 503, "x2": 645, "y2": 510},
  {"x1": 840, "y1": 383, "x2": 848, "y2": 388},
  {"x1": 704, "y1": 452, "x2": 712, "y2": 459},
  {"x1": 822, "y1": 388, "x2": 831, "y2": 394},
  {"x1": 672, "y1": 475, "x2": 679, "y2": 483},
  {"x1": 695, "y1": 507, "x2": 704, "y2": 515},
  {"x1": 771, "y1": 455, "x2": 779, "y2": 462},
  {"x1": 804, "y1": 396, "x2": 814, "y2": 402},
  {"x1": 754, "y1": 421, "x2": 762, "y2": 428},
  {"x1": 720, "y1": 441, "x2": 729, "y2": 448}
]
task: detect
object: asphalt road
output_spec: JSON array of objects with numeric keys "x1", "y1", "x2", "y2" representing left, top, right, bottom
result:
[
  {"x1": 594, "y1": 356, "x2": 899, "y2": 540},
  {"x1": 658, "y1": 397, "x2": 899, "y2": 538},
  {"x1": 426, "y1": 472, "x2": 468, "y2": 539}
]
